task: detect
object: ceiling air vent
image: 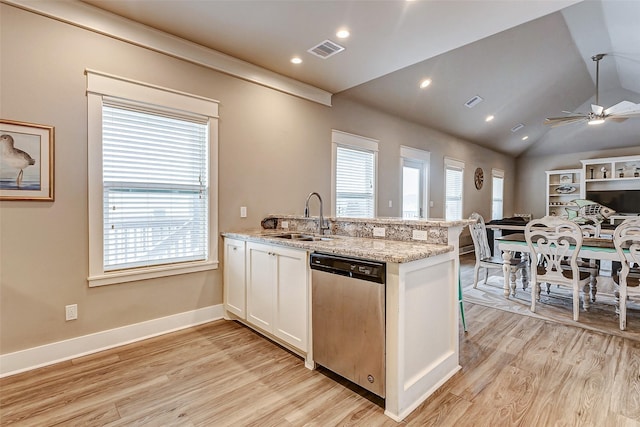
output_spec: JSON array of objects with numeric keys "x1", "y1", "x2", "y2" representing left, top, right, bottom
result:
[
  {"x1": 511, "y1": 123, "x2": 525, "y2": 132},
  {"x1": 464, "y1": 95, "x2": 484, "y2": 108},
  {"x1": 308, "y1": 40, "x2": 345, "y2": 59}
]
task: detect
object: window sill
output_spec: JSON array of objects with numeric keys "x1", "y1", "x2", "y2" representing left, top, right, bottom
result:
[{"x1": 88, "y1": 260, "x2": 219, "y2": 287}]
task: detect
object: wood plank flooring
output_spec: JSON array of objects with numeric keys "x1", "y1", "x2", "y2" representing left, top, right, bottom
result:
[{"x1": 2, "y1": 256, "x2": 640, "y2": 426}]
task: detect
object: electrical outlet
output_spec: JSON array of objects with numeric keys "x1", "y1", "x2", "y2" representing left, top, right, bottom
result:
[
  {"x1": 373, "y1": 227, "x2": 386, "y2": 237},
  {"x1": 412, "y1": 230, "x2": 428, "y2": 241},
  {"x1": 65, "y1": 304, "x2": 78, "y2": 321},
  {"x1": 281, "y1": 221, "x2": 289, "y2": 229}
]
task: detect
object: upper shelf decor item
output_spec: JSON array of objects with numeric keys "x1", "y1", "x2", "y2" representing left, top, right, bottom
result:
[
  {"x1": 545, "y1": 54, "x2": 640, "y2": 127},
  {"x1": 0, "y1": 119, "x2": 54, "y2": 201},
  {"x1": 560, "y1": 173, "x2": 573, "y2": 183},
  {"x1": 474, "y1": 167, "x2": 484, "y2": 190}
]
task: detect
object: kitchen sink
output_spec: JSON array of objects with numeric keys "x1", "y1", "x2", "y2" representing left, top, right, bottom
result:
[{"x1": 269, "y1": 232, "x2": 333, "y2": 242}]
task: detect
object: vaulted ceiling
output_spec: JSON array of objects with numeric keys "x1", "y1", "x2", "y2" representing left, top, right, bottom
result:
[{"x1": 79, "y1": 0, "x2": 640, "y2": 158}]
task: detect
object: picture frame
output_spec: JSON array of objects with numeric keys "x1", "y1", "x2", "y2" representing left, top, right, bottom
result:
[
  {"x1": 559, "y1": 173, "x2": 573, "y2": 184},
  {"x1": 0, "y1": 119, "x2": 54, "y2": 201}
]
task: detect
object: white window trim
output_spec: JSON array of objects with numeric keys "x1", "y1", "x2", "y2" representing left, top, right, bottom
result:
[
  {"x1": 444, "y1": 157, "x2": 465, "y2": 221},
  {"x1": 86, "y1": 69, "x2": 219, "y2": 287},
  {"x1": 331, "y1": 130, "x2": 379, "y2": 217},
  {"x1": 400, "y1": 146, "x2": 430, "y2": 219}
]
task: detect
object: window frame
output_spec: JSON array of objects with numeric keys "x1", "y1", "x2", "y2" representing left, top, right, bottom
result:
[
  {"x1": 400, "y1": 146, "x2": 430, "y2": 219},
  {"x1": 331, "y1": 130, "x2": 378, "y2": 218},
  {"x1": 491, "y1": 168, "x2": 505, "y2": 220},
  {"x1": 86, "y1": 70, "x2": 219, "y2": 287},
  {"x1": 444, "y1": 157, "x2": 465, "y2": 221}
]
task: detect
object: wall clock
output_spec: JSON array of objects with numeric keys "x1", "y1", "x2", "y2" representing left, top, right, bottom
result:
[{"x1": 474, "y1": 167, "x2": 484, "y2": 190}]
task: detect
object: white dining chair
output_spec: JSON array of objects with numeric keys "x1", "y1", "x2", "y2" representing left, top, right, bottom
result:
[
  {"x1": 612, "y1": 217, "x2": 640, "y2": 330},
  {"x1": 468, "y1": 212, "x2": 528, "y2": 292},
  {"x1": 525, "y1": 216, "x2": 591, "y2": 321}
]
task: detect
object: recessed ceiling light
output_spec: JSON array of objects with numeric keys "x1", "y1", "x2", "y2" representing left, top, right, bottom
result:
[
  {"x1": 522, "y1": 136, "x2": 529, "y2": 141},
  {"x1": 336, "y1": 29, "x2": 350, "y2": 39},
  {"x1": 419, "y1": 79, "x2": 432, "y2": 89},
  {"x1": 290, "y1": 57, "x2": 302, "y2": 64},
  {"x1": 485, "y1": 115, "x2": 494, "y2": 122}
]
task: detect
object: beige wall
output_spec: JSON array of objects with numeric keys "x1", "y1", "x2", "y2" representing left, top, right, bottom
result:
[
  {"x1": 0, "y1": 4, "x2": 514, "y2": 355},
  {"x1": 516, "y1": 146, "x2": 640, "y2": 219}
]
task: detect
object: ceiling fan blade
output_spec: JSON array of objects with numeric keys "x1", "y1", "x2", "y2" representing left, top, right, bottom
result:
[
  {"x1": 604, "y1": 100, "x2": 640, "y2": 116},
  {"x1": 607, "y1": 117, "x2": 629, "y2": 123},
  {"x1": 591, "y1": 104, "x2": 604, "y2": 115},
  {"x1": 544, "y1": 116, "x2": 587, "y2": 127}
]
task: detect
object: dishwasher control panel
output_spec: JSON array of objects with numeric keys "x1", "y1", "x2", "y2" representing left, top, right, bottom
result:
[{"x1": 310, "y1": 252, "x2": 385, "y2": 284}]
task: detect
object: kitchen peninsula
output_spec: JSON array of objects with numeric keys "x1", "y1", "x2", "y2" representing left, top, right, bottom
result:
[{"x1": 222, "y1": 215, "x2": 471, "y2": 421}]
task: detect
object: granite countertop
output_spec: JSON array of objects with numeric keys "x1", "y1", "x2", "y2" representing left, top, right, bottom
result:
[
  {"x1": 265, "y1": 214, "x2": 472, "y2": 228},
  {"x1": 221, "y1": 230, "x2": 454, "y2": 263}
]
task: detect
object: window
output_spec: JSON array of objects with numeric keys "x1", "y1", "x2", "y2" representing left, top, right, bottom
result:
[
  {"x1": 492, "y1": 168, "x2": 504, "y2": 220},
  {"x1": 332, "y1": 130, "x2": 378, "y2": 218},
  {"x1": 87, "y1": 70, "x2": 219, "y2": 286},
  {"x1": 444, "y1": 158, "x2": 464, "y2": 221},
  {"x1": 401, "y1": 146, "x2": 430, "y2": 219}
]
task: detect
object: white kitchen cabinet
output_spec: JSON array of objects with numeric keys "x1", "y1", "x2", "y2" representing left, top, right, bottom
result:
[
  {"x1": 223, "y1": 238, "x2": 246, "y2": 319},
  {"x1": 246, "y1": 241, "x2": 308, "y2": 352}
]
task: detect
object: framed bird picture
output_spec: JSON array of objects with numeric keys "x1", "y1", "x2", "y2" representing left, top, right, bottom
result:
[{"x1": 0, "y1": 119, "x2": 54, "y2": 201}]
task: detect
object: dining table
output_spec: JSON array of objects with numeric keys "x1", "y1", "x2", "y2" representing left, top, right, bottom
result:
[{"x1": 496, "y1": 233, "x2": 619, "y2": 307}]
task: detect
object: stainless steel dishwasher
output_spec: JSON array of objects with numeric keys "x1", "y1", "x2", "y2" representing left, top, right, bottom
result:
[{"x1": 310, "y1": 252, "x2": 386, "y2": 397}]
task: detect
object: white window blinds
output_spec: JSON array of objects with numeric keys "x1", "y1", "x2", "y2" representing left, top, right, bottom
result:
[
  {"x1": 335, "y1": 145, "x2": 375, "y2": 218},
  {"x1": 102, "y1": 102, "x2": 209, "y2": 271},
  {"x1": 492, "y1": 169, "x2": 504, "y2": 220},
  {"x1": 445, "y1": 159, "x2": 464, "y2": 221}
]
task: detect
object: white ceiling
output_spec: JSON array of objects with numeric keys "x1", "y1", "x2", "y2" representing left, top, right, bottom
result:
[{"x1": 79, "y1": 0, "x2": 640, "y2": 158}]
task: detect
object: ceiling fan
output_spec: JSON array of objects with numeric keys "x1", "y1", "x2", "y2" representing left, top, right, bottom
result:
[{"x1": 545, "y1": 53, "x2": 640, "y2": 127}]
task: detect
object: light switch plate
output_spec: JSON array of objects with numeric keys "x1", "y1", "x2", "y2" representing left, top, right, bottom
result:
[
  {"x1": 240, "y1": 206, "x2": 247, "y2": 218},
  {"x1": 373, "y1": 227, "x2": 386, "y2": 237}
]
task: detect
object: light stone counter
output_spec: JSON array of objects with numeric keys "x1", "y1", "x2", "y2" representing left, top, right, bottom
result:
[{"x1": 221, "y1": 230, "x2": 453, "y2": 263}]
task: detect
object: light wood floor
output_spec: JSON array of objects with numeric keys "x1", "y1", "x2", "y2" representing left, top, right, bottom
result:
[{"x1": 2, "y1": 257, "x2": 640, "y2": 426}]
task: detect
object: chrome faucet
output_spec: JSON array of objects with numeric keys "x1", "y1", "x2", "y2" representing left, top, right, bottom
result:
[{"x1": 304, "y1": 192, "x2": 329, "y2": 235}]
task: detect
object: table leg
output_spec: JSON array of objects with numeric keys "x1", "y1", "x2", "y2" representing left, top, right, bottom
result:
[
  {"x1": 521, "y1": 253, "x2": 529, "y2": 291},
  {"x1": 502, "y1": 251, "x2": 512, "y2": 298},
  {"x1": 582, "y1": 283, "x2": 591, "y2": 310}
]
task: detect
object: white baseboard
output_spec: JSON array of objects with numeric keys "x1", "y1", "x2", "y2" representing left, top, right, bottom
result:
[{"x1": 0, "y1": 304, "x2": 224, "y2": 378}]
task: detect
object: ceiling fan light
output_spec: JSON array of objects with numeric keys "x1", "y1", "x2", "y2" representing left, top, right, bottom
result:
[{"x1": 588, "y1": 118, "x2": 605, "y2": 125}]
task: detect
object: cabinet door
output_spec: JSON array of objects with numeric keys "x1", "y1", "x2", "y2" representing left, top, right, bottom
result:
[
  {"x1": 274, "y1": 246, "x2": 308, "y2": 351},
  {"x1": 223, "y1": 238, "x2": 246, "y2": 319},
  {"x1": 246, "y1": 242, "x2": 276, "y2": 331}
]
